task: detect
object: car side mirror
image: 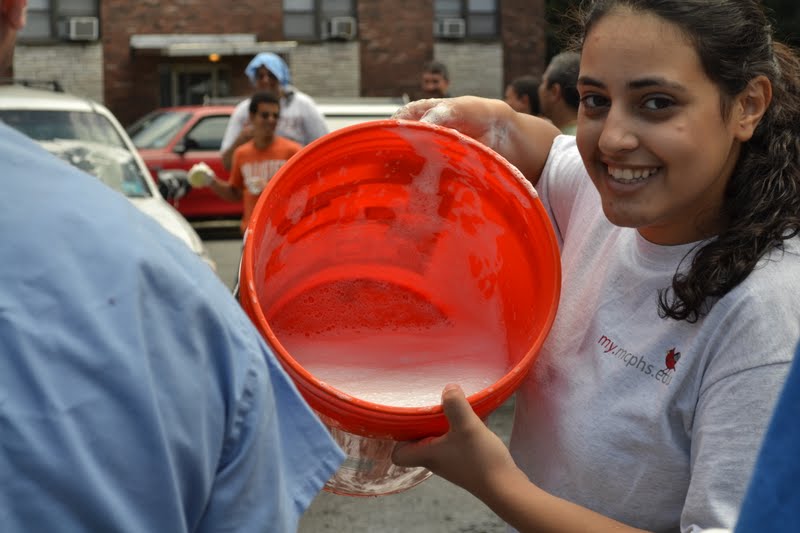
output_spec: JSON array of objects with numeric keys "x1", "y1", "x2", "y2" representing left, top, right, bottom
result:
[
  {"x1": 157, "y1": 169, "x2": 190, "y2": 201},
  {"x1": 174, "y1": 137, "x2": 200, "y2": 155}
]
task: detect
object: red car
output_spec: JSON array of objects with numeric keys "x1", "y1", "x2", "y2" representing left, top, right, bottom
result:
[
  {"x1": 127, "y1": 105, "x2": 240, "y2": 219},
  {"x1": 128, "y1": 99, "x2": 401, "y2": 220}
]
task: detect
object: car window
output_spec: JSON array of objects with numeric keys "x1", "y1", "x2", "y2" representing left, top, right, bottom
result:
[
  {"x1": 184, "y1": 115, "x2": 230, "y2": 151},
  {"x1": 128, "y1": 110, "x2": 192, "y2": 149},
  {"x1": 0, "y1": 109, "x2": 128, "y2": 148},
  {"x1": 39, "y1": 139, "x2": 153, "y2": 199}
]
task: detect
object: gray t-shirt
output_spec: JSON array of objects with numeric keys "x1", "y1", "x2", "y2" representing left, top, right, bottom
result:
[{"x1": 509, "y1": 135, "x2": 800, "y2": 532}]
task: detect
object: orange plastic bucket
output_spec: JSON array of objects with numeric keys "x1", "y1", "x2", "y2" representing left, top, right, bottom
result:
[{"x1": 240, "y1": 119, "x2": 561, "y2": 496}]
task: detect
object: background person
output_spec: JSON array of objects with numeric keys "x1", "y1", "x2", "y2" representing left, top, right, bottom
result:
[
  {"x1": 538, "y1": 51, "x2": 581, "y2": 134},
  {"x1": 193, "y1": 91, "x2": 301, "y2": 235},
  {"x1": 0, "y1": 2, "x2": 344, "y2": 531},
  {"x1": 393, "y1": 0, "x2": 800, "y2": 531},
  {"x1": 418, "y1": 60, "x2": 451, "y2": 99},
  {"x1": 504, "y1": 75, "x2": 542, "y2": 116},
  {"x1": 220, "y1": 52, "x2": 327, "y2": 170}
]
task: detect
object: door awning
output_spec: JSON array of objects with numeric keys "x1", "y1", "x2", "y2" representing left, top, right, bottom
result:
[{"x1": 130, "y1": 34, "x2": 297, "y2": 57}]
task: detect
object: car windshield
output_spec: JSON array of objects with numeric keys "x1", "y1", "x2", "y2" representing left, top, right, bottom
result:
[
  {"x1": 39, "y1": 139, "x2": 152, "y2": 198},
  {"x1": 128, "y1": 110, "x2": 193, "y2": 149},
  {"x1": 0, "y1": 109, "x2": 128, "y2": 148}
]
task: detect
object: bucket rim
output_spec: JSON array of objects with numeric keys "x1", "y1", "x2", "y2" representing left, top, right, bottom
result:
[{"x1": 240, "y1": 118, "x2": 562, "y2": 424}]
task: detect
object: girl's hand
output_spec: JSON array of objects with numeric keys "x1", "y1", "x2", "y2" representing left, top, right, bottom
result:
[
  {"x1": 391, "y1": 384, "x2": 520, "y2": 500},
  {"x1": 393, "y1": 96, "x2": 560, "y2": 185}
]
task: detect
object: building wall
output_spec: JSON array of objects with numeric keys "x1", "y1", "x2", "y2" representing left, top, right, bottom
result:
[
  {"x1": 291, "y1": 42, "x2": 360, "y2": 98},
  {"x1": 358, "y1": 0, "x2": 433, "y2": 99},
  {"x1": 102, "y1": 0, "x2": 284, "y2": 125},
  {"x1": 501, "y1": 0, "x2": 547, "y2": 85},
  {"x1": 13, "y1": 44, "x2": 104, "y2": 102},
  {"x1": 11, "y1": 2, "x2": 546, "y2": 124},
  {"x1": 435, "y1": 42, "x2": 504, "y2": 98}
]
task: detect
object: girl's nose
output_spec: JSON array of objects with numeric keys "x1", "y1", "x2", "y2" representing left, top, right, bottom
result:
[{"x1": 597, "y1": 108, "x2": 638, "y2": 154}]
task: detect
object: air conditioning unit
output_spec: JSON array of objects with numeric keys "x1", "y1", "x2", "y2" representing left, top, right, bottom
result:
[
  {"x1": 435, "y1": 18, "x2": 466, "y2": 39},
  {"x1": 66, "y1": 16, "x2": 99, "y2": 41},
  {"x1": 322, "y1": 16, "x2": 357, "y2": 41}
]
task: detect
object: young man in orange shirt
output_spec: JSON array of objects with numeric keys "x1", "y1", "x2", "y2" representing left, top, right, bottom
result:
[{"x1": 192, "y1": 91, "x2": 303, "y2": 234}]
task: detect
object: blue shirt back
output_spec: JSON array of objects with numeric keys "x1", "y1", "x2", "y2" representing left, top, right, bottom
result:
[{"x1": 0, "y1": 124, "x2": 344, "y2": 532}]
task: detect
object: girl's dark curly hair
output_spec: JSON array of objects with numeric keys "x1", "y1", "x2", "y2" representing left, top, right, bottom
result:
[{"x1": 574, "y1": 0, "x2": 800, "y2": 322}]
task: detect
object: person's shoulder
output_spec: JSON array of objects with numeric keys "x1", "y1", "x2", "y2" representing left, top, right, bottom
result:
[
  {"x1": 542, "y1": 134, "x2": 585, "y2": 180},
  {"x1": 716, "y1": 237, "x2": 800, "y2": 315},
  {"x1": 234, "y1": 139, "x2": 257, "y2": 157},
  {"x1": 286, "y1": 88, "x2": 318, "y2": 106},
  {"x1": 274, "y1": 135, "x2": 303, "y2": 153},
  {"x1": 233, "y1": 98, "x2": 251, "y2": 114},
  {"x1": 1, "y1": 125, "x2": 131, "y2": 220}
]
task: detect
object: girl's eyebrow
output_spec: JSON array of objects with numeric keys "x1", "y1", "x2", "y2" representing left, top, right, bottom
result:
[
  {"x1": 578, "y1": 75, "x2": 688, "y2": 92},
  {"x1": 577, "y1": 75, "x2": 605, "y2": 88}
]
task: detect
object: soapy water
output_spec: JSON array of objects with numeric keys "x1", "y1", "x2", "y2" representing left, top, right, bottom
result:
[
  {"x1": 270, "y1": 278, "x2": 510, "y2": 408},
  {"x1": 279, "y1": 326, "x2": 509, "y2": 408},
  {"x1": 269, "y1": 270, "x2": 510, "y2": 407}
]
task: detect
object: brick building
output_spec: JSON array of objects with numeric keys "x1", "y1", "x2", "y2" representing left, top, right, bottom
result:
[{"x1": 11, "y1": 0, "x2": 546, "y2": 127}]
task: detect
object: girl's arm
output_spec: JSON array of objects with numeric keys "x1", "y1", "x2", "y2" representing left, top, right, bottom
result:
[
  {"x1": 392, "y1": 385, "x2": 651, "y2": 533},
  {"x1": 394, "y1": 96, "x2": 560, "y2": 185}
]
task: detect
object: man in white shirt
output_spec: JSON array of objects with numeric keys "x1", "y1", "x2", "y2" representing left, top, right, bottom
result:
[{"x1": 220, "y1": 52, "x2": 328, "y2": 169}]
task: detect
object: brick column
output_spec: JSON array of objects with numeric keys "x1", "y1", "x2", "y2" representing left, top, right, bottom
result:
[
  {"x1": 358, "y1": 1, "x2": 433, "y2": 98},
  {"x1": 501, "y1": 0, "x2": 547, "y2": 85}
]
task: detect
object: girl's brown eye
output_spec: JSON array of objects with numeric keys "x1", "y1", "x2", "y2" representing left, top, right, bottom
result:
[{"x1": 643, "y1": 96, "x2": 675, "y2": 110}]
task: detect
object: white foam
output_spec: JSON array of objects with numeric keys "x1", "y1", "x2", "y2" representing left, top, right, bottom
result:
[{"x1": 282, "y1": 327, "x2": 510, "y2": 408}]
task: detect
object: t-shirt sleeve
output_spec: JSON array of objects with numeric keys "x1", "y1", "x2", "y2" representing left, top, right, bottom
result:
[
  {"x1": 681, "y1": 259, "x2": 800, "y2": 532},
  {"x1": 228, "y1": 147, "x2": 244, "y2": 190},
  {"x1": 299, "y1": 95, "x2": 329, "y2": 144},
  {"x1": 537, "y1": 135, "x2": 591, "y2": 246},
  {"x1": 197, "y1": 315, "x2": 345, "y2": 533},
  {"x1": 734, "y1": 342, "x2": 800, "y2": 533}
]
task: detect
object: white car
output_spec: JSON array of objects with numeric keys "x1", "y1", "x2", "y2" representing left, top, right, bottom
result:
[
  {"x1": 0, "y1": 83, "x2": 216, "y2": 271},
  {"x1": 316, "y1": 97, "x2": 403, "y2": 131}
]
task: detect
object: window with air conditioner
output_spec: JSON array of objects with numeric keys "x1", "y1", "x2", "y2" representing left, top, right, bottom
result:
[
  {"x1": 283, "y1": 0, "x2": 357, "y2": 41},
  {"x1": 65, "y1": 17, "x2": 99, "y2": 41},
  {"x1": 18, "y1": 0, "x2": 100, "y2": 42},
  {"x1": 322, "y1": 16, "x2": 357, "y2": 40},
  {"x1": 434, "y1": 0, "x2": 498, "y2": 39}
]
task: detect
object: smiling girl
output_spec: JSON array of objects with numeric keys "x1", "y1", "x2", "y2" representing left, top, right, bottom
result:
[{"x1": 392, "y1": 1, "x2": 800, "y2": 532}]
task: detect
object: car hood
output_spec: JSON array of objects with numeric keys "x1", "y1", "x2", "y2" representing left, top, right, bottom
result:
[{"x1": 129, "y1": 197, "x2": 208, "y2": 256}]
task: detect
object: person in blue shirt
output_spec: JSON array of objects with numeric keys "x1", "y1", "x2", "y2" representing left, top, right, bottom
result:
[{"x1": 0, "y1": 2, "x2": 344, "y2": 531}]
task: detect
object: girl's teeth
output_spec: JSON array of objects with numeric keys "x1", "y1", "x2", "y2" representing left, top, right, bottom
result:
[{"x1": 608, "y1": 166, "x2": 658, "y2": 182}]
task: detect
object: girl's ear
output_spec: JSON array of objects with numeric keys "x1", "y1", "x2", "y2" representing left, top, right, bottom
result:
[
  {"x1": 2, "y1": 0, "x2": 27, "y2": 30},
  {"x1": 733, "y1": 75, "x2": 772, "y2": 142}
]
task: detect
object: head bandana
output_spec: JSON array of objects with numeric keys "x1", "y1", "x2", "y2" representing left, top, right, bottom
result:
[{"x1": 245, "y1": 52, "x2": 291, "y2": 87}]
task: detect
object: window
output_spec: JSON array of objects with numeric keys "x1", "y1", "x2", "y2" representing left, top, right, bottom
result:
[
  {"x1": 434, "y1": 0, "x2": 498, "y2": 38},
  {"x1": 158, "y1": 65, "x2": 231, "y2": 107},
  {"x1": 0, "y1": 109, "x2": 127, "y2": 148},
  {"x1": 184, "y1": 116, "x2": 231, "y2": 151},
  {"x1": 18, "y1": 0, "x2": 99, "y2": 41},
  {"x1": 283, "y1": 0, "x2": 356, "y2": 40}
]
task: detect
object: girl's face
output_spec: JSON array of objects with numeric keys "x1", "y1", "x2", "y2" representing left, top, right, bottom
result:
[{"x1": 576, "y1": 8, "x2": 743, "y2": 245}]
